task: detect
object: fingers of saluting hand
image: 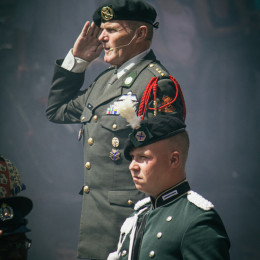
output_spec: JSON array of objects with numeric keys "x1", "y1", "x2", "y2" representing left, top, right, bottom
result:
[
  {"x1": 73, "y1": 21, "x2": 103, "y2": 61},
  {"x1": 81, "y1": 21, "x2": 101, "y2": 39}
]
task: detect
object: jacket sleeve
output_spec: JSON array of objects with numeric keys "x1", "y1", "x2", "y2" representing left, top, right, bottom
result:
[
  {"x1": 45, "y1": 59, "x2": 88, "y2": 124},
  {"x1": 181, "y1": 210, "x2": 230, "y2": 260}
]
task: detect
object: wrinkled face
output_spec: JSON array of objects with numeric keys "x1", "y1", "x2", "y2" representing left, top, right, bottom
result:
[
  {"x1": 129, "y1": 140, "x2": 172, "y2": 198},
  {"x1": 98, "y1": 21, "x2": 137, "y2": 66}
]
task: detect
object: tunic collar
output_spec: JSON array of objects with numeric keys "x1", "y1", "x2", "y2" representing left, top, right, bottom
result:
[
  {"x1": 150, "y1": 180, "x2": 190, "y2": 209},
  {"x1": 117, "y1": 49, "x2": 150, "y2": 79}
]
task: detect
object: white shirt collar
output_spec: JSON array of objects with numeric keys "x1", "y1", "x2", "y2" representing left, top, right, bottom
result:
[{"x1": 117, "y1": 49, "x2": 150, "y2": 79}]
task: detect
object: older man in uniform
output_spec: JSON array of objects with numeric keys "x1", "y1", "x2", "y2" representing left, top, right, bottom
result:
[
  {"x1": 46, "y1": 0, "x2": 186, "y2": 259},
  {"x1": 107, "y1": 114, "x2": 230, "y2": 259}
]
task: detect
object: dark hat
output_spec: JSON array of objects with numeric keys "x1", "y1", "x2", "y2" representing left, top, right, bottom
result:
[
  {"x1": 124, "y1": 115, "x2": 186, "y2": 161},
  {"x1": 0, "y1": 196, "x2": 33, "y2": 236},
  {"x1": 93, "y1": 0, "x2": 158, "y2": 27}
]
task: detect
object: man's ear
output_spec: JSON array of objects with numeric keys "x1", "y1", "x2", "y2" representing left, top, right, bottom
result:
[
  {"x1": 136, "y1": 26, "x2": 148, "y2": 41},
  {"x1": 170, "y1": 151, "x2": 180, "y2": 168}
]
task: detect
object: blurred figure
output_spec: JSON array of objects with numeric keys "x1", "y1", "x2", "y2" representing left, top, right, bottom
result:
[{"x1": 0, "y1": 156, "x2": 33, "y2": 260}]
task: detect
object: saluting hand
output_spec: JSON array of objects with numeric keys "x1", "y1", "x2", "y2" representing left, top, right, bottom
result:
[{"x1": 73, "y1": 21, "x2": 103, "y2": 62}]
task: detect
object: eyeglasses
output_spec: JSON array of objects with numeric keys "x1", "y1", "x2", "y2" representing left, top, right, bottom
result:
[{"x1": 0, "y1": 238, "x2": 31, "y2": 252}]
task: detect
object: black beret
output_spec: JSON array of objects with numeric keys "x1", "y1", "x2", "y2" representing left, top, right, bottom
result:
[
  {"x1": 93, "y1": 0, "x2": 158, "y2": 27},
  {"x1": 0, "y1": 196, "x2": 33, "y2": 236},
  {"x1": 124, "y1": 115, "x2": 186, "y2": 161}
]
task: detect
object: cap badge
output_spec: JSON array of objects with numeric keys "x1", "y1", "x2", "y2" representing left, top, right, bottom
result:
[
  {"x1": 135, "y1": 131, "x2": 146, "y2": 142},
  {"x1": 101, "y1": 6, "x2": 114, "y2": 21},
  {"x1": 110, "y1": 149, "x2": 121, "y2": 161},
  {"x1": 112, "y1": 137, "x2": 120, "y2": 148},
  {"x1": 0, "y1": 203, "x2": 14, "y2": 221}
]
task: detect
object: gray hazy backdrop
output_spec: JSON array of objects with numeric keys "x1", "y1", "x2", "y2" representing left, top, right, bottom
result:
[{"x1": 0, "y1": 0, "x2": 259, "y2": 259}]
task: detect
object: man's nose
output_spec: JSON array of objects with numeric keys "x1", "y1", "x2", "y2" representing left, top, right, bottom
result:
[
  {"x1": 129, "y1": 159, "x2": 138, "y2": 171},
  {"x1": 98, "y1": 30, "x2": 108, "y2": 42}
]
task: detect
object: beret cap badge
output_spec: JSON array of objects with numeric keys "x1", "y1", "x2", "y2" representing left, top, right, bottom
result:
[
  {"x1": 101, "y1": 6, "x2": 114, "y2": 21},
  {"x1": 0, "y1": 203, "x2": 14, "y2": 221}
]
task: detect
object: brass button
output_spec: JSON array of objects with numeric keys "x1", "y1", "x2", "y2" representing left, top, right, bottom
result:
[
  {"x1": 158, "y1": 70, "x2": 162, "y2": 73},
  {"x1": 81, "y1": 116, "x2": 85, "y2": 122},
  {"x1": 83, "y1": 186, "x2": 90, "y2": 193},
  {"x1": 166, "y1": 216, "x2": 172, "y2": 222},
  {"x1": 85, "y1": 162, "x2": 91, "y2": 169},
  {"x1": 149, "y1": 64, "x2": 154, "y2": 68},
  {"x1": 93, "y1": 115, "x2": 98, "y2": 122},
  {"x1": 161, "y1": 73, "x2": 165, "y2": 76},
  {"x1": 112, "y1": 124, "x2": 117, "y2": 129},
  {"x1": 121, "y1": 250, "x2": 127, "y2": 257},
  {"x1": 149, "y1": 251, "x2": 155, "y2": 258},
  {"x1": 88, "y1": 138, "x2": 94, "y2": 146},
  {"x1": 127, "y1": 200, "x2": 133, "y2": 206},
  {"x1": 157, "y1": 232, "x2": 162, "y2": 239},
  {"x1": 156, "y1": 68, "x2": 160, "y2": 71}
]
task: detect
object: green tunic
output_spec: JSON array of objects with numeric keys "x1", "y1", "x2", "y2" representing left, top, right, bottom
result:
[
  {"x1": 46, "y1": 50, "x2": 184, "y2": 259},
  {"x1": 111, "y1": 181, "x2": 230, "y2": 260}
]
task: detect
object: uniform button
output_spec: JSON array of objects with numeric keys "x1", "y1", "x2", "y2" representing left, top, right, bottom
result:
[
  {"x1": 127, "y1": 200, "x2": 133, "y2": 206},
  {"x1": 112, "y1": 124, "x2": 117, "y2": 129},
  {"x1": 166, "y1": 216, "x2": 172, "y2": 222},
  {"x1": 85, "y1": 162, "x2": 91, "y2": 169},
  {"x1": 149, "y1": 64, "x2": 154, "y2": 68},
  {"x1": 83, "y1": 186, "x2": 90, "y2": 193},
  {"x1": 158, "y1": 70, "x2": 162, "y2": 73},
  {"x1": 156, "y1": 68, "x2": 160, "y2": 71},
  {"x1": 121, "y1": 250, "x2": 127, "y2": 257},
  {"x1": 149, "y1": 250, "x2": 155, "y2": 258},
  {"x1": 161, "y1": 73, "x2": 165, "y2": 76},
  {"x1": 88, "y1": 138, "x2": 94, "y2": 146},
  {"x1": 93, "y1": 115, "x2": 98, "y2": 122},
  {"x1": 157, "y1": 232, "x2": 162, "y2": 239},
  {"x1": 81, "y1": 116, "x2": 85, "y2": 122}
]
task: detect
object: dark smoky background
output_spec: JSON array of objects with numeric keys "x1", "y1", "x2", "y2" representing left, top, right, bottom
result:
[{"x1": 0, "y1": 0, "x2": 259, "y2": 259}]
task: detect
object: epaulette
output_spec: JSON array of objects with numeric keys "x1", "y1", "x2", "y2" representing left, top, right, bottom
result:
[
  {"x1": 147, "y1": 63, "x2": 169, "y2": 78},
  {"x1": 134, "y1": 197, "x2": 151, "y2": 211},
  {"x1": 187, "y1": 191, "x2": 214, "y2": 211}
]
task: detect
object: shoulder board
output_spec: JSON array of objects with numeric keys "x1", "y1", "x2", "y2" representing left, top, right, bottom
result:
[
  {"x1": 147, "y1": 63, "x2": 169, "y2": 78},
  {"x1": 134, "y1": 197, "x2": 151, "y2": 211},
  {"x1": 187, "y1": 191, "x2": 214, "y2": 211}
]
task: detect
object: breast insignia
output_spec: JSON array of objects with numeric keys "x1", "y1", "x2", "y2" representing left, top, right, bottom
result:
[{"x1": 187, "y1": 191, "x2": 214, "y2": 211}]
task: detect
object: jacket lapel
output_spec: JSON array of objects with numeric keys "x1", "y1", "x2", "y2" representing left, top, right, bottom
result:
[{"x1": 92, "y1": 50, "x2": 157, "y2": 110}]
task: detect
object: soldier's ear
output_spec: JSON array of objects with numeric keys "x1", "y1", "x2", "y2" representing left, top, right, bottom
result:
[
  {"x1": 136, "y1": 26, "x2": 148, "y2": 41},
  {"x1": 170, "y1": 151, "x2": 180, "y2": 169}
]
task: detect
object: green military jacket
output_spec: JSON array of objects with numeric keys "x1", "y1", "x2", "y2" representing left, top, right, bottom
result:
[
  {"x1": 109, "y1": 181, "x2": 230, "y2": 260},
  {"x1": 46, "y1": 50, "x2": 184, "y2": 259}
]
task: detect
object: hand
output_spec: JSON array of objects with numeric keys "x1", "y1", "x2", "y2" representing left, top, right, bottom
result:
[{"x1": 73, "y1": 21, "x2": 103, "y2": 62}]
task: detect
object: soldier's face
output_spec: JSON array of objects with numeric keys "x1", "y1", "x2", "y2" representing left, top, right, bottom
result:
[
  {"x1": 129, "y1": 140, "x2": 173, "y2": 198},
  {"x1": 98, "y1": 21, "x2": 138, "y2": 66}
]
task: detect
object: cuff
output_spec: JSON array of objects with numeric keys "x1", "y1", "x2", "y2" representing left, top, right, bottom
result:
[{"x1": 61, "y1": 49, "x2": 89, "y2": 73}]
